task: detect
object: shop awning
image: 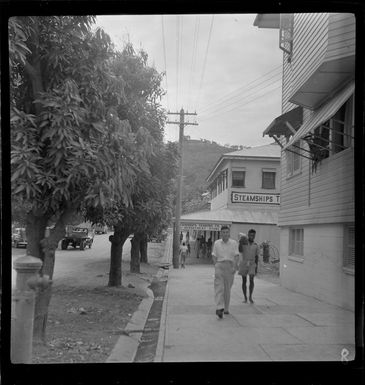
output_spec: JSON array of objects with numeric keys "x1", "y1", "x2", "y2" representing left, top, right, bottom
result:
[
  {"x1": 176, "y1": 208, "x2": 278, "y2": 229},
  {"x1": 262, "y1": 106, "x2": 303, "y2": 138},
  {"x1": 283, "y1": 81, "x2": 355, "y2": 149}
]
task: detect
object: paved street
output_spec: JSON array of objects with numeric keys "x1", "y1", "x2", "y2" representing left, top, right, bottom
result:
[
  {"x1": 11, "y1": 233, "x2": 130, "y2": 287},
  {"x1": 157, "y1": 264, "x2": 355, "y2": 362}
]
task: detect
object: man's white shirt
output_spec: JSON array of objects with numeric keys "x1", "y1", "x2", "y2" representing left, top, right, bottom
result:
[{"x1": 212, "y1": 239, "x2": 239, "y2": 262}]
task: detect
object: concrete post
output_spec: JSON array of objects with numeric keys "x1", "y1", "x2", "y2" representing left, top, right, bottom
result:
[{"x1": 11, "y1": 255, "x2": 43, "y2": 364}]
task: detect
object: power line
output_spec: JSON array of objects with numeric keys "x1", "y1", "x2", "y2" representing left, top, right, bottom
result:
[
  {"x1": 179, "y1": 16, "x2": 184, "y2": 109},
  {"x1": 199, "y1": 65, "x2": 282, "y2": 115},
  {"x1": 200, "y1": 79, "x2": 281, "y2": 118},
  {"x1": 187, "y1": 16, "x2": 200, "y2": 111},
  {"x1": 176, "y1": 15, "x2": 180, "y2": 110},
  {"x1": 200, "y1": 84, "x2": 281, "y2": 121},
  {"x1": 195, "y1": 15, "x2": 215, "y2": 111},
  {"x1": 199, "y1": 72, "x2": 281, "y2": 117},
  {"x1": 161, "y1": 15, "x2": 169, "y2": 111}
]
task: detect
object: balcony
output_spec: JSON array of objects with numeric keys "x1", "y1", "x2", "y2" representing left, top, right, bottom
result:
[{"x1": 289, "y1": 13, "x2": 355, "y2": 110}]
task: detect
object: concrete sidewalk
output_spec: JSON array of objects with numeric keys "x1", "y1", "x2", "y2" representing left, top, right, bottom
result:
[{"x1": 156, "y1": 264, "x2": 355, "y2": 362}]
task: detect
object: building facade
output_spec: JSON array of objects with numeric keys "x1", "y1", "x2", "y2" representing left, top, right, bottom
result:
[
  {"x1": 255, "y1": 13, "x2": 355, "y2": 310},
  {"x1": 180, "y1": 143, "x2": 281, "y2": 249}
]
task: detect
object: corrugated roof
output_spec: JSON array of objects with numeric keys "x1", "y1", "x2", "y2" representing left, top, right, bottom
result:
[
  {"x1": 180, "y1": 208, "x2": 278, "y2": 225},
  {"x1": 224, "y1": 143, "x2": 281, "y2": 158}
]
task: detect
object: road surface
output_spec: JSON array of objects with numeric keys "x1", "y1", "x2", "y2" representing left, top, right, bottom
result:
[{"x1": 11, "y1": 234, "x2": 132, "y2": 288}]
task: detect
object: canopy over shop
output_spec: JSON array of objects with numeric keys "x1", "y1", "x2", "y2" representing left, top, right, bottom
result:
[{"x1": 174, "y1": 208, "x2": 279, "y2": 246}]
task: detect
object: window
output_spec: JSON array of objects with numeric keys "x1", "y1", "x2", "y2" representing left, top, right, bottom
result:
[
  {"x1": 333, "y1": 95, "x2": 354, "y2": 152},
  {"x1": 222, "y1": 169, "x2": 228, "y2": 190},
  {"x1": 218, "y1": 175, "x2": 223, "y2": 194},
  {"x1": 232, "y1": 170, "x2": 245, "y2": 188},
  {"x1": 286, "y1": 142, "x2": 301, "y2": 177},
  {"x1": 262, "y1": 171, "x2": 276, "y2": 189},
  {"x1": 305, "y1": 96, "x2": 354, "y2": 163},
  {"x1": 289, "y1": 228, "x2": 304, "y2": 256},
  {"x1": 279, "y1": 14, "x2": 294, "y2": 62},
  {"x1": 343, "y1": 225, "x2": 355, "y2": 270}
]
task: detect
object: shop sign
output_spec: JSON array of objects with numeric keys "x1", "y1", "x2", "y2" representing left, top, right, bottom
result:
[
  {"x1": 180, "y1": 223, "x2": 223, "y2": 231},
  {"x1": 231, "y1": 192, "x2": 280, "y2": 205}
]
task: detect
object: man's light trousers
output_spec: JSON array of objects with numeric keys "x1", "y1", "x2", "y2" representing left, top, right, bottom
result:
[{"x1": 214, "y1": 260, "x2": 235, "y2": 311}]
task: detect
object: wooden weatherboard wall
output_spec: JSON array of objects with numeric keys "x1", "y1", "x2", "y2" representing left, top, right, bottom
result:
[
  {"x1": 281, "y1": 13, "x2": 328, "y2": 114},
  {"x1": 279, "y1": 146, "x2": 354, "y2": 226},
  {"x1": 326, "y1": 13, "x2": 355, "y2": 62}
]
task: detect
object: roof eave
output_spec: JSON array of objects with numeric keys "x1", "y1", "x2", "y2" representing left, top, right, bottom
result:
[{"x1": 253, "y1": 14, "x2": 280, "y2": 29}]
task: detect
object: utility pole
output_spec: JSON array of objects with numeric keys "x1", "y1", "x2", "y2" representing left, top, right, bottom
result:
[{"x1": 167, "y1": 108, "x2": 198, "y2": 268}]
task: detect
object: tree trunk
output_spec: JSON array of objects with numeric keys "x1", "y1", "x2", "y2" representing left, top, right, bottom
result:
[
  {"x1": 26, "y1": 211, "x2": 48, "y2": 259},
  {"x1": 140, "y1": 232, "x2": 148, "y2": 263},
  {"x1": 108, "y1": 225, "x2": 129, "y2": 287},
  {"x1": 33, "y1": 206, "x2": 75, "y2": 342},
  {"x1": 130, "y1": 233, "x2": 143, "y2": 273}
]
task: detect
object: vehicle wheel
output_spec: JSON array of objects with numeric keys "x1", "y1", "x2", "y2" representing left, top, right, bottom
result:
[
  {"x1": 80, "y1": 240, "x2": 85, "y2": 250},
  {"x1": 61, "y1": 240, "x2": 68, "y2": 250}
]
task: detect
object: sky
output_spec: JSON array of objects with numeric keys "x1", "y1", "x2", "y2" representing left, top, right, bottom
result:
[{"x1": 95, "y1": 14, "x2": 283, "y2": 147}]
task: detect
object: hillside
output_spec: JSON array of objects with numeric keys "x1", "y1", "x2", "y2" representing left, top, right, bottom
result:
[{"x1": 181, "y1": 139, "x2": 238, "y2": 214}]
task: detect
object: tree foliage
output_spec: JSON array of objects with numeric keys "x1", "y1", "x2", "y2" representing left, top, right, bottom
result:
[
  {"x1": 10, "y1": 17, "x2": 145, "y2": 222},
  {"x1": 84, "y1": 45, "x2": 178, "y2": 281},
  {"x1": 9, "y1": 16, "x2": 163, "y2": 338}
]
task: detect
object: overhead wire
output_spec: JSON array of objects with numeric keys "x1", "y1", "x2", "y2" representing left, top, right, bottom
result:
[
  {"x1": 176, "y1": 15, "x2": 180, "y2": 110},
  {"x1": 200, "y1": 84, "x2": 281, "y2": 121},
  {"x1": 200, "y1": 79, "x2": 281, "y2": 118},
  {"x1": 199, "y1": 72, "x2": 282, "y2": 117},
  {"x1": 195, "y1": 15, "x2": 215, "y2": 111},
  {"x1": 199, "y1": 65, "x2": 282, "y2": 115},
  {"x1": 179, "y1": 15, "x2": 184, "y2": 110},
  {"x1": 187, "y1": 16, "x2": 200, "y2": 112},
  {"x1": 161, "y1": 15, "x2": 169, "y2": 111}
]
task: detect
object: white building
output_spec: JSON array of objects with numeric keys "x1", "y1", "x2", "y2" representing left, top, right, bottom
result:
[
  {"x1": 255, "y1": 13, "x2": 355, "y2": 310},
  {"x1": 180, "y1": 143, "x2": 281, "y2": 249}
]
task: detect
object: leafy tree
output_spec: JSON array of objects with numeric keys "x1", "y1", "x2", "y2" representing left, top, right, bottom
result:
[
  {"x1": 9, "y1": 17, "x2": 148, "y2": 340},
  {"x1": 86, "y1": 45, "x2": 176, "y2": 284},
  {"x1": 129, "y1": 141, "x2": 178, "y2": 273}
]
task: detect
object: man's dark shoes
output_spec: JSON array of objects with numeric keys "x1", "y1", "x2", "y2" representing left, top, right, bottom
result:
[
  {"x1": 249, "y1": 297, "x2": 254, "y2": 304},
  {"x1": 224, "y1": 310, "x2": 229, "y2": 315},
  {"x1": 216, "y1": 309, "x2": 224, "y2": 319}
]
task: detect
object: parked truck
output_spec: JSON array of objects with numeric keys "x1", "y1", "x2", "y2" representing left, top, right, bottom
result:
[{"x1": 61, "y1": 226, "x2": 94, "y2": 250}]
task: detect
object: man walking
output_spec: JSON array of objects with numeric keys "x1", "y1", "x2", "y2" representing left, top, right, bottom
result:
[
  {"x1": 238, "y1": 229, "x2": 259, "y2": 304},
  {"x1": 212, "y1": 226, "x2": 239, "y2": 319}
]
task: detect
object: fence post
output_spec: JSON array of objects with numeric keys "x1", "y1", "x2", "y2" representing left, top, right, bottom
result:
[{"x1": 11, "y1": 255, "x2": 43, "y2": 363}]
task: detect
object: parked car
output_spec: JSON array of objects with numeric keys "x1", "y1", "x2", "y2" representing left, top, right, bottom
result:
[
  {"x1": 12, "y1": 227, "x2": 27, "y2": 248},
  {"x1": 61, "y1": 226, "x2": 94, "y2": 250}
]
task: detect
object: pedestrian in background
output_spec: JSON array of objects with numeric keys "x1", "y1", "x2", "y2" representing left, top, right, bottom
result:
[
  {"x1": 186, "y1": 231, "x2": 191, "y2": 254},
  {"x1": 212, "y1": 226, "x2": 239, "y2": 319},
  {"x1": 179, "y1": 242, "x2": 188, "y2": 268},
  {"x1": 238, "y1": 229, "x2": 259, "y2": 303},
  {"x1": 207, "y1": 237, "x2": 212, "y2": 258}
]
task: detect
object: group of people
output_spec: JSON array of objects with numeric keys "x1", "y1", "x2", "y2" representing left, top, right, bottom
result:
[
  {"x1": 196, "y1": 235, "x2": 213, "y2": 258},
  {"x1": 212, "y1": 226, "x2": 259, "y2": 319}
]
